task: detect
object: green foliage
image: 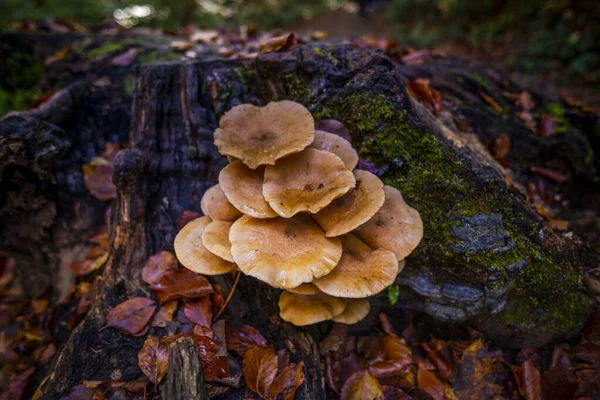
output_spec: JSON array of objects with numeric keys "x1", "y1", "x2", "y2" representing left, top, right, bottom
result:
[{"x1": 388, "y1": 285, "x2": 400, "y2": 305}]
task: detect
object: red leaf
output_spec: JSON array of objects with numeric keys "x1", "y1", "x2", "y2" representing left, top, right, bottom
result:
[
  {"x1": 151, "y1": 300, "x2": 177, "y2": 327},
  {"x1": 105, "y1": 297, "x2": 156, "y2": 335},
  {"x1": 142, "y1": 251, "x2": 178, "y2": 285},
  {"x1": 184, "y1": 296, "x2": 213, "y2": 327},
  {"x1": 243, "y1": 345, "x2": 279, "y2": 397},
  {"x1": 138, "y1": 335, "x2": 169, "y2": 384},
  {"x1": 512, "y1": 360, "x2": 542, "y2": 400},
  {"x1": 83, "y1": 157, "x2": 116, "y2": 201},
  {"x1": 259, "y1": 33, "x2": 297, "y2": 53},
  {"x1": 421, "y1": 342, "x2": 452, "y2": 381},
  {"x1": 195, "y1": 335, "x2": 230, "y2": 382},
  {"x1": 266, "y1": 361, "x2": 305, "y2": 400},
  {"x1": 417, "y1": 363, "x2": 445, "y2": 400},
  {"x1": 148, "y1": 268, "x2": 213, "y2": 303},
  {"x1": 225, "y1": 323, "x2": 268, "y2": 357},
  {"x1": 315, "y1": 119, "x2": 352, "y2": 143},
  {"x1": 406, "y1": 78, "x2": 443, "y2": 116},
  {"x1": 340, "y1": 370, "x2": 383, "y2": 400},
  {"x1": 542, "y1": 366, "x2": 578, "y2": 400}
]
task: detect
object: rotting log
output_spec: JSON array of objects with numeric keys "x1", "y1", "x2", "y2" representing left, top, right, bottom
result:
[
  {"x1": 163, "y1": 336, "x2": 209, "y2": 399},
  {"x1": 0, "y1": 36, "x2": 599, "y2": 397}
]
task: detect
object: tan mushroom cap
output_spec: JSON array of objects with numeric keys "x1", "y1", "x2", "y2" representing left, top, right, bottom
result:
[
  {"x1": 230, "y1": 215, "x2": 342, "y2": 289},
  {"x1": 219, "y1": 161, "x2": 278, "y2": 219},
  {"x1": 214, "y1": 101, "x2": 315, "y2": 169},
  {"x1": 279, "y1": 291, "x2": 346, "y2": 326},
  {"x1": 201, "y1": 220, "x2": 234, "y2": 262},
  {"x1": 332, "y1": 299, "x2": 371, "y2": 324},
  {"x1": 354, "y1": 185, "x2": 424, "y2": 260},
  {"x1": 263, "y1": 148, "x2": 356, "y2": 218},
  {"x1": 309, "y1": 130, "x2": 359, "y2": 170},
  {"x1": 287, "y1": 283, "x2": 320, "y2": 295},
  {"x1": 313, "y1": 233, "x2": 398, "y2": 298},
  {"x1": 314, "y1": 169, "x2": 385, "y2": 237},
  {"x1": 200, "y1": 184, "x2": 242, "y2": 221},
  {"x1": 174, "y1": 216, "x2": 236, "y2": 275}
]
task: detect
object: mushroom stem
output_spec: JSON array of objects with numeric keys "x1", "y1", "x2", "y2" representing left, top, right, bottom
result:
[{"x1": 213, "y1": 270, "x2": 241, "y2": 321}]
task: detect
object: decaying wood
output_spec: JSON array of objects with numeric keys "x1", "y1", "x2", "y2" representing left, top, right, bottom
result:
[{"x1": 162, "y1": 336, "x2": 209, "y2": 400}]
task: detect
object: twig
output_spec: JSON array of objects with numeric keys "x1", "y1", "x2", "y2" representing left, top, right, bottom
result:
[{"x1": 213, "y1": 271, "x2": 241, "y2": 321}]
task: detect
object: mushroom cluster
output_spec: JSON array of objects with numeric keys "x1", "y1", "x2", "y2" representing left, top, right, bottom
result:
[{"x1": 174, "y1": 100, "x2": 423, "y2": 326}]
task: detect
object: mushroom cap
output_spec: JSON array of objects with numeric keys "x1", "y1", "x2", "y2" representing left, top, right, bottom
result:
[
  {"x1": 200, "y1": 184, "x2": 242, "y2": 222},
  {"x1": 313, "y1": 169, "x2": 385, "y2": 237},
  {"x1": 286, "y1": 283, "x2": 320, "y2": 295},
  {"x1": 309, "y1": 130, "x2": 358, "y2": 170},
  {"x1": 174, "y1": 216, "x2": 236, "y2": 275},
  {"x1": 201, "y1": 220, "x2": 234, "y2": 262},
  {"x1": 214, "y1": 101, "x2": 315, "y2": 169},
  {"x1": 331, "y1": 299, "x2": 371, "y2": 324},
  {"x1": 263, "y1": 148, "x2": 356, "y2": 218},
  {"x1": 219, "y1": 161, "x2": 278, "y2": 219},
  {"x1": 313, "y1": 233, "x2": 398, "y2": 298},
  {"x1": 279, "y1": 291, "x2": 346, "y2": 326},
  {"x1": 354, "y1": 185, "x2": 423, "y2": 260},
  {"x1": 229, "y1": 215, "x2": 342, "y2": 289}
]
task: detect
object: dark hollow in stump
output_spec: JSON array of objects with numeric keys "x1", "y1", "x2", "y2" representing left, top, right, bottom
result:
[
  {"x1": 1, "y1": 42, "x2": 597, "y2": 398},
  {"x1": 163, "y1": 336, "x2": 209, "y2": 399}
]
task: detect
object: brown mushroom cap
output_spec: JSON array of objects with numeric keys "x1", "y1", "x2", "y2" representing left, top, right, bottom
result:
[
  {"x1": 174, "y1": 216, "x2": 236, "y2": 275},
  {"x1": 229, "y1": 215, "x2": 342, "y2": 289},
  {"x1": 313, "y1": 169, "x2": 385, "y2": 237},
  {"x1": 309, "y1": 130, "x2": 358, "y2": 170},
  {"x1": 287, "y1": 283, "x2": 320, "y2": 295},
  {"x1": 279, "y1": 291, "x2": 346, "y2": 326},
  {"x1": 219, "y1": 161, "x2": 278, "y2": 219},
  {"x1": 201, "y1": 220, "x2": 234, "y2": 262},
  {"x1": 200, "y1": 184, "x2": 242, "y2": 221},
  {"x1": 331, "y1": 299, "x2": 370, "y2": 324},
  {"x1": 354, "y1": 185, "x2": 423, "y2": 260},
  {"x1": 313, "y1": 233, "x2": 398, "y2": 298},
  {"x1": 263, "y1": 148, "x2": 356, "y2": 218},
  {"x1": 214, "y1": 101, "x2": 315, "y2": 169}
]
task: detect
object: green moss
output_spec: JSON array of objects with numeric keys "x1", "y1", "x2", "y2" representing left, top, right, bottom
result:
[
  {"x1": 234, "y1": 67, "x2": 255, "y2": 86},
  {"x1": 545, "y1": 101, "x2": 571, "y2": 134},
  {"x1": 0, "y1": 87, "x2": 41, "y2": 116},
  {"x1": 137, "y1": 49, "x2": 179, "y2": 64},
  {"x1": 471, "y1": 73, "x2": 493, "y2": 93},
  {"x1": 312, "y1": 46, "x2": 339, "y2": 66},
  {"x1": 284, "y1": 73, "x2": 312, "y2": 102},
  {"x1": 123, "y1": 74, "x2": 135, "y2": 96},
  {"x1": 188, "y1": 145, "x2": 198, "y2": 158},
  {"x1": 87, "y1": 41, "x2": 124, "y2": 58},
  {"x1": 0, "y1": 46, "x2": 43, "y2": 115}
]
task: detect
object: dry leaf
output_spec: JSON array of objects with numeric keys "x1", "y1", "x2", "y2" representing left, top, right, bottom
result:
[
  {"x1": 340, "y1": 370, "x2": 384, "y2": 400},
  {"x1": 83, "y1": 157, "x2": 116, "y2": 201},
  {"x1": 151, "y1": 301, "x2": 177, "y2": 327},
  {"x1": 538, "y1": 112, "x2": 556, "y2": 137},
  {"x1": 148, "y1": 268, "x2": 213, "y2": 303},
  {"x1": 421, "y1": 342, "x2": 452, "y2": 381},
  {"x1": 530, "y1": 166, "x2": 568, "y2": 183},
  {"x1": 171, "y1": 40, "x2": 194, "y2": 51},
  {"x1": 512, "y1": 360, "x2": 542, "y2": 400},
  {"x1": 195, "y1": 335, "x2": 230, "y2": 381},
  {"x1": 138, "y1": 335, "x2": 168, "y2": 384},
  {"x1": 105, "y1": 297, "x2": 156, "y2": 335},
  {"x1": 184, "y1": 296, "x2": 213, "y2": 327},
  {"x1": 178, "y1": 210, "x2": 203, "y2": 229},
  {"x1": 480, "y1": 92, "x2": 504, "y2": 113},
  {"x1": 259, "y1": 33, "x2": 297, "y2": 53},
  {"x1": 517, "y1": 111, "x2": 537, "y2": 132},
  {"x1": 69, "y1": 252, "x2": 108, "y2": 276},
  {"x1": 111, "y1": 48, "x2": 138, "y2": 66},
  {"x1": 406, "y1": 78, "x2": 443, "y2": 116},
  {"x1": 315, "y1": 119, "x2": 352, "y2": 143},
  {"x1": 489, "y1": 133, "x2": 511, "y2": 161},
  {"x1": 225, "y1": 323, "x2": 268, "y2": 357},
  {"x1": 243, "y1": 345, "x2": 279, "y2": 397},
  {"x1": 418, "y1": 363, "x2": 445, "y2": 400},
  {"x1": 266, "y1": 361, "x2": 305, "y2": 400},
  {"x1": 453, "y1": 339, "x2": 503, "y2": 400},
  {"x1": 142, "y1": 251, "x2": 178, "y2": 285}
]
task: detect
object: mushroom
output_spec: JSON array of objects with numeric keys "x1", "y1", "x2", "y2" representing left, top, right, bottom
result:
[
  {"x1": 219, "y1": 161, "x2": 278, "y2": 219},
  {"x1": 201, "y1": 220, "x2": 234, "y2": 262},
  {"x1": 174, "y1": 216, "x2": 236, "y2": 275},
  {"x1": 278, "y1": 291, "x2": 346, "y2": 326},
  {"x1": 229, "y1": 215, "x2": 342, "y2": 289},
  {"x1": 313, "y1": 233, "x2": 398, "y2": 298},
  {"x1": 287, "y1": 282, "x2": 320, "y2": 295},
  {"x1": 354, "y1": 185, "x2": 423, "y2": 260},
  {"x1": 263, "y1": 148, "x2": 356, "y2": 218},
  {"x1": 332, "y1": 299, "x2": 370, "y2": 324},
  {"x1": 309, "y1": 130, "x2": 358, "y2": 170},
  {"x1": 214, "y1": 101, "x2": 315, "y2": 169},
  {"x1": 200, "y1": 184, "x2": 242, "y2": 221},
  {"x1": 313, "y1": 169, "x2": 385, "y2": 237}
]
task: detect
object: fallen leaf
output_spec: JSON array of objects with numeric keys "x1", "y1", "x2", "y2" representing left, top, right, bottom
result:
[
  {"x1": 480, "y1": 92, "x2": 504, "y2": 113},
  {"x1": 243, "y1": 345, "x2": 279, "y2": 397},
  {"x1": 382, "y1": 385, "x2": 411, "y2": 399},
  {"x1": 380, "y1": 332, "x2": 412, "y2": 364},
  {"x1": 518, "y1": 92, "x2": 535, "y2": 111},
  {"x1": 178, "y1": 210, "x2": 203, "y2": 229},
  {"x1": 542, "y1": 366, "x2": 578, "y2": 400},
  {"x1": 512, "y1": 360, "x2": 542, "y2": 400},
  {"x1": 418, "y1": 363, "x2": 445, "y2": 400},
  {"x1": 530, "y1": 166, "x2": 568, "y2": 183},
  {"x1": 83, "y1": 157, "x2": 116, "y2": 201},
  {"x1": 406, "y1": 78, "x2": 443, "y2": 116},
  {"x1": 353, "y1": 35, "x2": 398, "y2": 54},
  {"x1": 193, "y1": 324, "x2": 214, "y2": 338},
  {"x1": 334, "y1": 353, "x2": 367, "y2": 389},
  {"x1": 401, "y1": 49, "x2": 431, "y2": 65},
  {"x1": 69, "y1": 252, "x2": 108, "y2": 276},
  {"x1": 191, "y1": 30, "x2": 218, "y2": 43},
  {"x1": 340, "y1": 370, "x2": 384, "y2": 400},
  {"x1": 453, "y1": 339, "x2": 503, "y2": 400},
  {"x1": 315, "y1": 119, "x2": 352, "y2": 143},
  {"x1": 142, "y1": 251, "x2": 178, "y2": 285},
  {"x1": 517, "y1": 111, "x2": 537, "y2": 132},
  {"x1": 259, "y1": 33, "x2": 297, "y2": 53},
  {"x1": 148, "y1": 268, "x2": 213, "y2": 303},
  {"x1": 151, "y1": 301, "x2": 177, "y2": 327},
  {"x1": 266, "y1": 361, "x2": 305, "y2": 400},
  {"x1": 538, "y1": 112, "x2": 556, "y2": 136},
  {"x1": 547, "y1": 219, "x2": 569, "y2": 231},
  {"x1": 195, "y1": 335, "x2": 230, "y2": 381},
  {"x1": 184, "y1": 296, "x2": 213, "y2": 327},
  {"x1": 138, "y1": 335, "x2": 169, "y2": 384},
  {"x1": 111, "y1": 48, "x2": 138, "y2": 66},
  {"x1": 7, "y1": 366, "x2": 36, "y2": 400},
  {"x1": 44, "y1": 45, "x2": 70, "y2": 65},
  {"x1": 421, "y1": 342, "x2": 452, "y2": 381},
  {"x1": 561, "y1": 90, "x2": 598, "y2": 113},
  {"x1": 226, "y1": 323, "x2": 268, "y2": 357},
  {"x1": 105, "y1": 297, "x2": 156, "y2": 335},
  {"x1": 489, "y1": 133, "x2": 511, "y2": 161},
  {"x1": 171, "y1": 40, "x2": 194, "y2": 51}
]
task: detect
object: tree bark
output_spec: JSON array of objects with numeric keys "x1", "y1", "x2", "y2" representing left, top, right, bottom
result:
[{"x1": 163, "y1": 336, "x2": 209, "y2": 399}]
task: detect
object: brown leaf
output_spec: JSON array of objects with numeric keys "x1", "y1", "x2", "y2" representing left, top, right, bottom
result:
[
  {"x1": 277, "y1": 349, "x2": 290, "y2": 375},
  {"x1": 340, "y1": 370, "x2": 384, "y2": 400},
  {"x1": 480, "y1": 92, "x2": 504, "y2": 113},
  {"x1": 170, "y1": 40, "x2": 194, "y2": 51},
  {"x1": 184, "y1": 296, "x2": 213, "y2": 327},
  {"x1": 243, "y1": 345, "x2": 279, "y2": 397},
  {"x1": 266, "y1": 361, "x2": 305, "y2": 400},
  {"x1": 489, "y1": 134, "x2": 511, "y2": 161},
  {"x1": 368, "y1": 359, "x2": 412, "y2": 379},
  {"x1": 8, "y1": 366, "x2": 35, "y2": 400},
  {"x1": 195, "y1": 335, "x2": 230, "y2": 381},
  {"x1": 517, "y1": 111, "x2": 537, "y2": 132},
  {"x1": 530, "y1": 166, "x2": 568, "y2": 184},
  {"x1": 138, "y1": 335, "x2": 169, "y2": 384},
  {"x1": 105, "y1": 297, "x2": 156, "y2": 335},
  {"x1": 406, "y1": 78, "x2": 443, "y2": 116},
  {"x1": 320, "y1": 323, "x2": 349, "y2": 357},
  {"x1": 151, "y1": 301, "x2": 177, "y2": 327},
  {"x1": 148, "y1": 268, "x2": 213, "y2": 303},
  {"x1": 542, "y1": 366, "x2": 578, "y2": 400},
  {"x1": 315, "y1": 119, "x2": 352, "y2": 143},
  {"x1": 548, "y1": 219, "x2": 569, "y2": 231},
  {"x1": 69, "y1": 252, "x2": 108, "y2": 276},
  {"x1": 512, "y1": 360, "x2": 542, "y2": 400},
  {"x1": 334, "y1": 354, "x2": 367, "y2": 389},
  {"x1": 142, "y1": 251, "x2": 178, "y2": 285},
  {"x1": 538, "y1": 112, "x2": 556, "y2": 137},
  {"x1": 421, "y1": 342, "x2": 452, "y2": 381},
  {"x1": 561, "y1": 90, "x2": 598, "y2": 113},
  {"x1": 382, "y1": 385, "x2": 411, "y2": 399},
  {"x1": 83, "y1": 157, "x2": 116, "y2": 201},
  {"x1": 401, "y1": 49, "x2": 431, "y2": 65},
  {"x1": 193, "y1": 324, "x2": 214, "y2": 338},
  {"x1": 226, "y1": 323, "x2": 268, "y2": 357},
  {"x1": 353, "y1": 35, "x2": 398, "y2": 54},
  {"x1": 380, "y1": 332, "x2": 412, "y2": 364},
  {"x1": 417, "y1": 363, "x2": 445, "y2": 400},
  {"x1": 453, "y1": 339, "x2": 503, "y2": 400},
  {"x1": 518, "y1": 92, "x2": 535, "y2": 111},
  {"x1": 259, "y1": 33, "x2": 298, "y2": 53},
  {"x1": 111, "y1": 48, "x2": 138, "y2": 66},
  {"x1": 178, "y1": 210, "x2": 203, "y2": 229}
]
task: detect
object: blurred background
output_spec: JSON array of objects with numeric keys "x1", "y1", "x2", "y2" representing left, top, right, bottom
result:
[{"x1": 1, "y1": 0, "x2": 599, "y2": 102}]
